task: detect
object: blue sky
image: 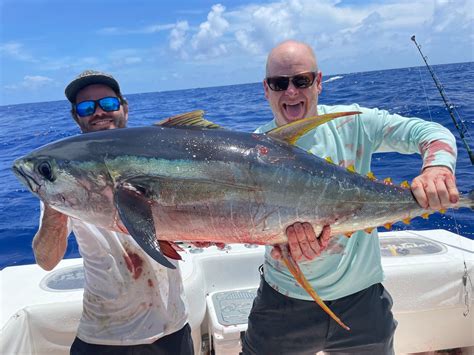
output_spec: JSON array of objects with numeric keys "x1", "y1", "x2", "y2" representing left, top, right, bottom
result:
[{"x1": 1, "y1": 0, "x2": 473, "y2": 105}]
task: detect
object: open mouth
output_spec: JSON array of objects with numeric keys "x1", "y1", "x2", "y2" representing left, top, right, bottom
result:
[
  {"x1": 282, "y1": 101, "x2": 305, "y2": 120},
  {"x1": 12, "y1": 163, "x2": 40, "y2": 193}
]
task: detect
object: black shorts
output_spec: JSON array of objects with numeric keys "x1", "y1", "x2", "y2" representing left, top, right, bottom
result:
[
  {"x1": 70, "y1": 323, "x2": 194, "y2": 355},
  {"x1": 242, "y1": 274, "x2": 397, "y2": 355}
]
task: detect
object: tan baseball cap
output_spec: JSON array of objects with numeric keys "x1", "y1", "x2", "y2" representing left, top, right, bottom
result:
[{"x1": 65, "y1": 70, "x2": 121, "y2": 103}]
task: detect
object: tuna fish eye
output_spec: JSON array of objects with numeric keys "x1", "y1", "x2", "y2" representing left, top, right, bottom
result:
[{"x1": 37, "y1": 161, "x2": 55, "y2": 182}]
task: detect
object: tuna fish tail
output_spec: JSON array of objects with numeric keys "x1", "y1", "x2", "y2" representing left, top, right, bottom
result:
[{"x1": 280, "y1": 244, "x2": 350, "y2": 331}]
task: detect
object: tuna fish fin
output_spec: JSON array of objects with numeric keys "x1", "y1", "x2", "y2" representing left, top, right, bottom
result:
[
  {"x1": 400, "y1": 180, "x2": 410, "y2": 189},
  {"x1": 383, "y1": 177, "x2": 393, "y2": 185},
  {"x1": 366, "y1": 171, "x2": 376, "y2": 181},
  {"x1": 158, "y1": 241, "x2": 183, "y2": 260},
  {"x1": 364, "y1": 227, "x2": 374, "y2": 233},
  {"x1": 267, "y1": 111, "x2": 360, "y2": 145},
  {"x1": 421, "y1": 212, "x2": 430, "y2": 219},
  {"x1": 384, "y1": 223, "x2": 393, "y2": 230},
  {"x1": 115, "y1": 180, "x2": 177, "y2": 269},
  {"x1": 154, "y1": 110, "x2": 221, "y2": 129},
  {"x1": 346, "y1": 165, "x2": 356, "y2": 173},
  {"x1": 325, "y1": 156, "x2": 334, "y2": 164},
  {"x1": 280, "y1": 245, "x2": 350, "y2": 331},
  {"x1": 402, "y1": 218, "x2": 411, "y2": 225},
  {"x1": 464, "y1": 190, "x2": 474, "y2": 209}
]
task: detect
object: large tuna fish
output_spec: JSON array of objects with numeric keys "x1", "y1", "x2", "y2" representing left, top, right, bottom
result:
[{"x1": 12, "y1": 110, "x2": 473, "y2": 330}]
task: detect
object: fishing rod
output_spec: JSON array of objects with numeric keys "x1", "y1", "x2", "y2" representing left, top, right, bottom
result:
[{"x1": 411, "y1": 35, "x2": 474, "y2": 165}]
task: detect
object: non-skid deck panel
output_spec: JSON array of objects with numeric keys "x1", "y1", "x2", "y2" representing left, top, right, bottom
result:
[{"x1": 211, "y1": 288, "x2": 258, "y2": 326}]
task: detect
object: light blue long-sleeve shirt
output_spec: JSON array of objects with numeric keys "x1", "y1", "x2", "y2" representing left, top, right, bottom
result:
[{"x1": 255, "y1": 103, "x2": 457, "y2": 301}]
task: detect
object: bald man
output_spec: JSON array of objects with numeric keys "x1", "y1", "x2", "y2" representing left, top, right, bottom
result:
[{"x1": 241, "y1": 40, "x2": 459, "y2": 355}]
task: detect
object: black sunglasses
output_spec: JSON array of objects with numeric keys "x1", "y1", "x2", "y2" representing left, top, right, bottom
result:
[
  {"x1": 75, "y1": 97, "x2": 121, "y2": 117},
  {"x1": 266, "y1": 71, "x2": 317, "y2": 91}
]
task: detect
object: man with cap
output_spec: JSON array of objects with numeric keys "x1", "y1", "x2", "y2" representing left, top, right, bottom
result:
[{"x1": 32, "y1": 70, "x2": 194, "y2": 355}]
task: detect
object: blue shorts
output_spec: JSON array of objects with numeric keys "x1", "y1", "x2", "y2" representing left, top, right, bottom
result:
[
  {"x1": 70, "y1": 323, "x2": 194, "y2": 355},
  {"x1": 242, "y1": 273, "x2": 397, "y2": 355}
]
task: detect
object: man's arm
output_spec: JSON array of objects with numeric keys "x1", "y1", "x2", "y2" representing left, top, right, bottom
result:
[
  {"x1": 32, "y1": 204, "x2": 69, "y2": 271},
  {"x1": 366, "y1": 108, "x2": 459, "y2": 210}
]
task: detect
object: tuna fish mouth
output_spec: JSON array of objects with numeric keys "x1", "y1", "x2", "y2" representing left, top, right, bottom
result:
[{"x1": 12, "y1": 164, "x2": 40, "y2": 194}]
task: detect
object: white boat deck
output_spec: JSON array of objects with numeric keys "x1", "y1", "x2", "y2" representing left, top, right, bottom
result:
[{"x1": 1, "y1": 229, "x2": 473, "y2": 354}]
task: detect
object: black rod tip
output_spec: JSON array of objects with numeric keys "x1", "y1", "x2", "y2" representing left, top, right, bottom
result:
[{"x1": 411, "y1": 35, "x2": 416, "y2": 41}]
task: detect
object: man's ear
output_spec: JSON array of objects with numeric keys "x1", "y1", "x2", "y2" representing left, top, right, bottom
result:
[
  {"x1": 123, "y1": 103, "x2": 129, "y2": 124},
  {"x1": 263, "y1": 79, "x2": 270, "y2": 100},
  {"x1": 71, "y1": 110, "x2": 80, "y2": 125},
  {"x1": 316, "y1": 71, "x2": 323, "y2": 94}
]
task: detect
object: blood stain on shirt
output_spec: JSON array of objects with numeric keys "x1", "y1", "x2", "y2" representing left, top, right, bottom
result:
[
  {"x1": 336, "y1": 117, "x2": 353, "y2": 130},
  {"x1": 123, "y1": 251, "x2": 144, "y2": 279},
  {"x1": 419, "y1": 140, "x2": 456, "y2": 166}
]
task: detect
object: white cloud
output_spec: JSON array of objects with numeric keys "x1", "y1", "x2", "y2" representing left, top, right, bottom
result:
[
  {"x1": 169, "y1": 20, "x2": 190, "y2": 56},
  {"x1": 97, "y1": 27, "x2": 120, "y2": 35},
  {"x1": 161, "y1": 0, "x2": 472, "y2": 77},
  {"x1": 97, "y1": 24, "x2": 175, "y2": 35},
  {"x1": 169, "y1": 4, "x2": 230, "y2": 60},
  {"x1": 4, "y1": 75, "x2": 54, "y2": 90},
  {"x1": 108, "y1": 49, "x2": 144, "y2": 68},
  {"x1": 0, "y1": 42, "x2": 36, "y2": 62},
  {"x1": 429, "y1": 0, "x2": 473, "y2": 34},
  {"x1": 37, "y1": 56, "x2": 101, "y2": 71},
  {"x1": 141, "y1": 24, "x2": 176, "y2": 34},
  {"x1": 190, "y1": 4, "x2": 229, "y2": 57}
]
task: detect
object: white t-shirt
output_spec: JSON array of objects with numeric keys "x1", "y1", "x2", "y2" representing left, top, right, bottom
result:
[{"x1": 40, "y1": 204, "x2": 189, "y2": 345}]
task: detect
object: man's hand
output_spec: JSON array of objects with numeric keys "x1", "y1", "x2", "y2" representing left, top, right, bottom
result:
[
  {"x1": 411, "y1": 166, "x2": 459, "y2": 210},
  {"x1": 271, "y1": 223, "x2": 331, "y2": 261}
]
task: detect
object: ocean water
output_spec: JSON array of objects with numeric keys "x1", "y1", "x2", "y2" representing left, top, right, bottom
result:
[{"x1": 1, "y1": 62, "x2": 473, "y2": 269}]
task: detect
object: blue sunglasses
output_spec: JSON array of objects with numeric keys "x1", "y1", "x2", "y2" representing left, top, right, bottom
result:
[{"x1": 75, "y1": 97, "x2": 121, "y2": 117}]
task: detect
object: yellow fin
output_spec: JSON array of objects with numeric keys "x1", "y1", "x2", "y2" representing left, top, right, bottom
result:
[
  {"x1": 346, "y1": 164, "x2": 356, "y2": 173},
  {"x1": 439, "y1": 209, "x2": 446, "y2": 214},
  {"x1": 383, "y1": 177, "x2": 393, "y2": 185},
  {"x1": 267, "y1": 111, "x2": 361, "y2": 145},
  {"x1": 281, "y1": 246, "x2": 350, "y2": 331},
  {"x1": 384, "y1": 223, "x2": 392, "y2": 230},
  {"x1": 400, "y1": 180, "x2": 410, "y2": 189},
  {"x1": 345, "y1": 232, "x2": 353, "y2": 238},
  {"x1": 154, "y1": 110, "x2": 221, "y2": 129},
  {"x1": 402, "y1": 218, "x2": 411, "y2": 225},
  {"x1": 325, "y1": 156, "x2": 334, "y2": 164},
  {"x1": 366, "y1": 171, "x2": 376, "y2": 181},
  {"x1": 364, "y1": 227, "x2": 374, "y2": 233},
  {"x1": 421, "y1": 213, "x2": 430, "y2": 219}
]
